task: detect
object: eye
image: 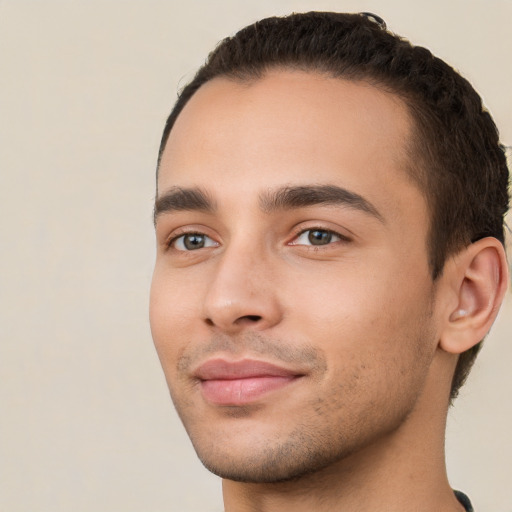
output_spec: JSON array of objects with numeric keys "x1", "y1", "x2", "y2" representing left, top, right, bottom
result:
[
  {"x1": 293, "y1": 229, "x2": 343, "y2": 246},
  {"x1": 172, "y1": 233, "x2": 218, "y2": 251}
]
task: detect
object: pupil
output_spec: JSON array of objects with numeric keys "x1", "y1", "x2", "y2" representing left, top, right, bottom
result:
[
  {"x1": 184, "y1": 234, "x2": 205, "y2": 250},
  {"x1": 308, "y1": 230, "x2": 331, "y2": 245}
]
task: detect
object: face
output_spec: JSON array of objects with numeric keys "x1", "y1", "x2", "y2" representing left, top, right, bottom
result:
[{"x1": 150, "y1": 71, "x2": 440, "y2": 483}]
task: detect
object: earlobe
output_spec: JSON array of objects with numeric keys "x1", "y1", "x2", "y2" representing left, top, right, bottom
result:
[{"x1": 439, "y1": 237, "x2": 509, "y2": 355}]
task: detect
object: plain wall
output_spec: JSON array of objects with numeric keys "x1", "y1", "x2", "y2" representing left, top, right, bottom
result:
[{"x1": 1, "y1": 1, "x2": 510, "y2": 511}]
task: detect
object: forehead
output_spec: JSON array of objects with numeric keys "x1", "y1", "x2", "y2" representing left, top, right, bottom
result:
[{"x1": 158, "y1": 70, "x2": 422, "y2": 224}]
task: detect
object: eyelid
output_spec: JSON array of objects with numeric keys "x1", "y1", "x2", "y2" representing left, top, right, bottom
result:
[
  {"x1": 176, "y1": 233, "x2": 217, "y2": 251},
  {"x1": 161, "y1": 223, "x2": 351, "y2": 251},
  {"x1": 164, "y1": 226, "x2": 219, "y2": 251},
  {"x1": 288, "y1": 225, "x2": 352, "y2": 246}
]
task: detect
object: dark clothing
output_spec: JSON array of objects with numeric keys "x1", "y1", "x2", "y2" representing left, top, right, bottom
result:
[{"x1": 455, "y1": 490, "x2": 474, "y2": 512}]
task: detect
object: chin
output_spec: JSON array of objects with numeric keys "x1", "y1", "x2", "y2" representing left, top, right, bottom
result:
[
  {"x1": 190, "y1": 426, "x2": 356, "y2": 484},
  {"x1": 186, "y1": 397, "x2": 416, "y2": 485},
  {"x1": 199, "y1": 453, "x2": 334, "y2": 484}
]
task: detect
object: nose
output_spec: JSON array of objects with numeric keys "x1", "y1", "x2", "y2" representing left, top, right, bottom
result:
[{"x1": 202, "y1": 243, "x2": 283, "y2": 334}]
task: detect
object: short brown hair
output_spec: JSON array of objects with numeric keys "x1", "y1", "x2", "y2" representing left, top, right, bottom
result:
[{"x1": 157, "y1": 12, "x2": 510, "y2": 399}]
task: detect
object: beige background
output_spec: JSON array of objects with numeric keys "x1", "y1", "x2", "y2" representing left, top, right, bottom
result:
[{"x1": 0, "y1": 1, "x2": 511, "y2": 511}]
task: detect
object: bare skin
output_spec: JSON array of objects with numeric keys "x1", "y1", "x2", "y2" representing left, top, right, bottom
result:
[{"x1": 150, "y1": 71, "x2": 508, "y2": 512}]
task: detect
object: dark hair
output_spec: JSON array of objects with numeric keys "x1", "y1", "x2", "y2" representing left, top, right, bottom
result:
[{"x1": 157, "y1": 12, "x2": 510, "y2": 399}]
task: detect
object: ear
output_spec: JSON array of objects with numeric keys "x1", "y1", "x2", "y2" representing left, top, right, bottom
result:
[{"x1": 439, "y1": 237, "x2": 509, "y2": 354}]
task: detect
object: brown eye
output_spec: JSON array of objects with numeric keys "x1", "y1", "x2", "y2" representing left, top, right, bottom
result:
[
  {"x1": 308, "y1": 230, "x2": 334, "y2": 245},
  {"x1": 293, "y1": 229, "x2": 342, "y2": 246},
  {"x1": 173, "y1": 233, "x2": 217, "y2": 251},
  {"x1": 184, "y1": 234, "x2": 205, "y2": 250}
]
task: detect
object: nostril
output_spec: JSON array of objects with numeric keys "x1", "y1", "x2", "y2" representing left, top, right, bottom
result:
[
  {"x1": 203, "y1": 314, "x2": 265, "y2": 329},
  {"x1": 245, "y1": 315, "x2": 262, "y2": 322},
  {"x1": 235, "y1": 315, "x2": 263, "y2": 327}
]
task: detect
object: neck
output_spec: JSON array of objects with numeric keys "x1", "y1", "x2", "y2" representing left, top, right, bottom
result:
[{"x1": 222, "y1": 351, "x2": 465, "y2": 512}]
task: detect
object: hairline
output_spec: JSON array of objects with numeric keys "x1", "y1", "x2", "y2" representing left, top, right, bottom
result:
[{"x1": 157, "y1": 65, "x2": 428, "y2": 193}]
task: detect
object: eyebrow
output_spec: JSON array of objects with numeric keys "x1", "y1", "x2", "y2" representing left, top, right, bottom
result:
[
  {"x1": 259, "y1": 184, "x2": 384, "y2": 222},
  {"x1": 154, "y1": 186, "x2": 215, "y2": 224},
  {"x1": 154, "y1": 184, "x2": 384, "y2": 224}
]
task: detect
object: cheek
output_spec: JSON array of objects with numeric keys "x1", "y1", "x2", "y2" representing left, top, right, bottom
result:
[
  {"x1": 287, "y1": 257, "x2": 434, "y2": 361},
  {"x1": 290, "y1": 268, "x2": 435, "y2": 426},
  {"x1": 149, "y1": 265, "x2": 199, "y2": 365}
]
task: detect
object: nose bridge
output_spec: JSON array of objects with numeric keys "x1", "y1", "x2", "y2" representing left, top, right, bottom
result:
[{"x1": 203, "y1": 235, "x2": 281, "y2": 332}]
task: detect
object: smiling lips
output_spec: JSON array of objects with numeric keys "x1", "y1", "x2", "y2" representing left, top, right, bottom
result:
[{"x1": 194, "y1": 359, "x2": 303, "y2": 406}]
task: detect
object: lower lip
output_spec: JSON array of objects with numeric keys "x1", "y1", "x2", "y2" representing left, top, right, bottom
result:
[{"x1": 200, "y1": 376, "x2": 297, "y2": 405}]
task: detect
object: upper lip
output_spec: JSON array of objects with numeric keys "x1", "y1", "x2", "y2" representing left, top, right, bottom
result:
[{"x1": 194, "y1": 358, "x2": 303, "y2": 380}]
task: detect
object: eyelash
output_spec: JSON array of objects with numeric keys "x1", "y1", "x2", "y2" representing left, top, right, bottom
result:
[
  {"x1": 165, "y1": 230, "x2": 217, "y2": 251},
  {"x1": 165, "y1": 226, "x2": 350, "y2": 252},
  {"x1": 290, "y1": 227, "x2": 351, "y2": 247}
]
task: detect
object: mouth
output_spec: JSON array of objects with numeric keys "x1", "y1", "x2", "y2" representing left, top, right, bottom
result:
[{"x1": 194, "y1": 358, "x2": 304, "y2": 406}]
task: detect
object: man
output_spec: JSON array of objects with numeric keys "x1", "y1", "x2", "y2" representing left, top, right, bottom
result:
[{"x1": 149, "y1": 12, "x2": 509, "y2": 512}]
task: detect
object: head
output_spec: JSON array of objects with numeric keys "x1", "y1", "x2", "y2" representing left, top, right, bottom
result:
[
  {"x1": 150, "y1": 12, "x2": 509, "y2": 483},
  {"x1": 155, "y1": 12, "x2": 509, "y2": 399}
]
